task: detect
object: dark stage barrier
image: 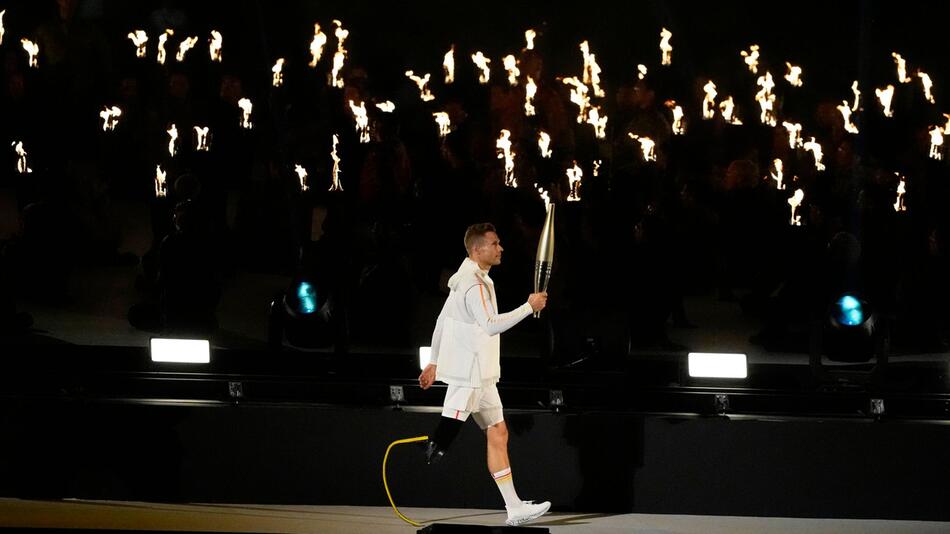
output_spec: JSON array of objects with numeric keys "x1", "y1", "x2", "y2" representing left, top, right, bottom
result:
[{"x1": 2, "y1": 398, "x2": 949, "y2": 521}]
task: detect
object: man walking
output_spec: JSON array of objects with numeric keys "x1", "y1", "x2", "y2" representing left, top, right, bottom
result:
[{"x1": 419, "y1": 223, "x2": 550, "y2": 526}]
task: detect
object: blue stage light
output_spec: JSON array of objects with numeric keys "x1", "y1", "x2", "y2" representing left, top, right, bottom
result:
[
  {"x1": 835, "y1": 294, "x2": 865, "y2": 326},
  {"x1": 295, "y1": 281, "x2": 318, "y2": 315}
]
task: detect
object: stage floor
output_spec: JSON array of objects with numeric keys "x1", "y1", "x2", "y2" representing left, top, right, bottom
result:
[{"x1": 2, "y1": 499, "x2": 948, "y2": 534}]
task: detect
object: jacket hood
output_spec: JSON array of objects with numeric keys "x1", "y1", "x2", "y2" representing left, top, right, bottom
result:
[{"x1": 448, "y1": 257, "x2": 483, "y2": 291}]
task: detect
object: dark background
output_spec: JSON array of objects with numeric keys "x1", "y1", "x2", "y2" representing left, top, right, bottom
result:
[{"x1": 0, "y1": 0, "x2": 948, "y2": 362}]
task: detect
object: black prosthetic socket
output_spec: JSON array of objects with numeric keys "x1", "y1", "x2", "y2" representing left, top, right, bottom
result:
[
  {"x1": 432, "y1": 416, "x2": 463, "y2": 449},
  {"x1": 424, "y1": 416, "x2": 463, "y2": 464}
]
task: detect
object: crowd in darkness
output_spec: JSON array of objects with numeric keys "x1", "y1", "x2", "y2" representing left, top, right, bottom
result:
[{"x1": 0, "y1": 1, "x2": 947, "y2": 356}]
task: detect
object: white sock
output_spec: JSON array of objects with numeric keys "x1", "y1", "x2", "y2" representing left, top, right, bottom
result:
[{"x1": 492, "y1": 467, "x2": 522, "y2": 508}]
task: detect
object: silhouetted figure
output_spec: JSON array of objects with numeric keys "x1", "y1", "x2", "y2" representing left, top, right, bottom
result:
[
  {"x1": 158, "y1": 199, "x2": 220, "y2": 336},
  {"x1": 130, "y1": 198, "x2": 220, "y2": 335}
]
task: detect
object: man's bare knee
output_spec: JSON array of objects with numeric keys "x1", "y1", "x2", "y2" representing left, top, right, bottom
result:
[{"x1": 487, "y1": 422, "x2": 508, "y2": 446}]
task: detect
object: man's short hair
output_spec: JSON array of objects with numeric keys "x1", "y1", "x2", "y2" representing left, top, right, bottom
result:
[{"x1": 464, "y1": 223, "x2": 496, "y2": 253}]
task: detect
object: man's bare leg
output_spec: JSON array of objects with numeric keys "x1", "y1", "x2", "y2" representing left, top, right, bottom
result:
[
  {"x1": 487, "y1": 420, "x2": 522, "y2": 508},
  {"x1": 487, "y1": 420, "x2": 551, "y2": 525},
  {"x1": 486, "y1": 420, "x2": 510, "y2": 473}
]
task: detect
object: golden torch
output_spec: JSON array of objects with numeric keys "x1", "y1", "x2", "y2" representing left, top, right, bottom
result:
[{"x1": 533, "y1": 190, "x2": 555, "y2": 318}]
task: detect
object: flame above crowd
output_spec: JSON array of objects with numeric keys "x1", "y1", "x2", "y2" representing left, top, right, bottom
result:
[{"x1": 0, "y1": 10, "x2": 942, "y2": 231}]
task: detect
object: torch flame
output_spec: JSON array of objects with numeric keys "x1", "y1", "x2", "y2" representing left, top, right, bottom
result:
[
  {"x1": 349, "y1": 100, "x2": 370, "y2": 143},
  {"x1": 755, "y1": 71, "x2": 777, "y2": 126},
  {"x1": 503, "y1": 54, "x2": 521, "y2": 86},
  {"x1": 405, "y1": 71, "x2": 435, "y2": 102},
  {"x1": 272, "y1": 58, "x2": 285, "y2": 87},
  {"x1": 720, "y1": 96, "x2": 743, "y2": 125},
  {"x1": 562, "y1": 76, "x2": 591, "y2": 124},
  {"x1": 21, "y1": 39, "x2": 39, "y2": 68},
  {"x1": 587, "y1": 106, "x2": 608, "y2": 139},
  {"x1": 472, "y1": 51, "x2": 491, "y2": 84},
  {"x1": 157, "y1": 29, "x2": 174, "y2": 65},
  {"x1": 851, "y1": 80, "x2": 861, "y2": 111},
  {"x1": 638, "y1": 64, "x2": 647, "y2": 80},
  {"x1": 538, "y1": 131, "x2": 552, "y2": 158},
  {"x1": 929, "y1": 126, "x2": 944, "y2": 160},
  {"x1": 433, "y1": 112, "x2": 452, "y2": 138},
  {"x1": 154, "y1": 165, "x2": 168, "y2": 198},
  {"x1": 99, "y1": 106, "x2": 122, "y2": 132},
  {"x1": 628, "y1": 133, "x2": 657, "y2": 162},
  {"x1": 892, "y1": 52, "x2": 911, "y2": 83},
  {"x1": 330, "y1": 50, "x2": 345, "y2": 89},
  {"x1": 308, "y1": 23, "x2": 327, "y2": 67},
  {"x1": 238, "y1": 98, "x2": 253, "y2": 129},
  {"x1": 580, "y1": 41, "x2": 604, "y2": 98},
  {"x1": 894, "y1": 174, "x2": 907, "y2": 212},
  {"x1": 875, "y1": 84, "x2": 895, "y2": 117},
  {"x1": 209, "y1": 30, "x2": 223, "y2": 62},
  {"x1": 944, "y1": 113, "x2": 950, "y2": 132},
  {"x1": 12, "y1": 141, "x2": 32, "y2": 174},
  {"x1": 330, "y1": 20, "x2": 348, "y2": 88},
  {"x1": 788, "y1": 188, "x2": 804, "y2": 226},
  {"x1": 167, "y1": 124, "x2": 178, "y2": 157},
  {"x1": 659, "y1": 28, "x2": 672, "y2": 66},
  {"x1": 294, "y1": 164, "x2": 309, "y2": 192},
  {"x1": 128, "y1": 30, "x2": 148, "y2": 58},
  {"x1": 770, "y1": 159, "x2": 786, "y2": 190},
  {"x1": 194, "y1": 126, "x2": 210, "y2": 152},
  {"x1": 329, "y1": 134, "x2": 343, "y2": 191},
  {"x1": 566, "y1": 161, "x2": 583, "y2": 201},
  {"x1": 155, "y1": 165, "x2": 167, "y2": 198},
  {"x1": 918, "y1": 71, "x2": 935, "y2": 104},
  {"x1": 525, "y1": 76, "x2": 537, "y2": 116},
  {"x1": 0, "y1": 10, "x2": 5, "y2": 46},
  {"x1": 837, "y1": 100, "x2": 859, "y2": 134},
  {"x1": 803, "y1": 137, "x2": 825, "y2": 171},
  {"x1": 593, "y1": 160, "x2": 602, "y2": 177},
  {"x1": 665, "y1": 100, "x2": 685, "y2": 134},
  {"x1": 333, "y1": 20, "x2": 349, "y2": 52},
  {"x1": 783, "y1": 121, "x2": 803, "y2": 149},
  {"x1": 525, "y1": 29, "x2": 536, "y2": 50},
  {"x1": 741, "y1": 44, "x2": 760, "y2": 74},
  {"x1": 537, "y1": 185, "x2": 550, "y2": 211},
  {"x1": 785, "y1": 62, "x2": 803, "y2": 87},
  {"x1": 376, "y1": 101, "x2": 395, "y2": 113},
  {"x1": 443, "y1": 45, "x2": 455, "y2": 84},
  {"x1": 175, "y1": 36, "x2": 198, "y2": 62},
  {"x1": 702, "y1": 80, "x2": 718, "y2": 120},
  {"x1": 496, "y1": 130, "x2": 517, "y2": 188}
]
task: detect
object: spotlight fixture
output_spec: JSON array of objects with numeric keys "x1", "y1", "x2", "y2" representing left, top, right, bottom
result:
[
  {"x1": 268, "y1": 276, "x2": 338, "y2": 350},
  {"x1": 811, "y1": 292, "x2": 889, "y2": 385},
  {"x1": 820, "y1": 292, "x2": 882, "y2": 363}
]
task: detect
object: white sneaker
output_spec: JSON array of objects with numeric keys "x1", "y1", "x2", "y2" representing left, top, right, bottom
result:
[{"x1": 505, "y1": 500, "x2": 551, "y2": 526}]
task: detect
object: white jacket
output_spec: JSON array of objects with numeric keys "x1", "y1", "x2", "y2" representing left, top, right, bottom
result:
[{"x1": 430, "y1": 258, "x2": 533, "y2": 387}]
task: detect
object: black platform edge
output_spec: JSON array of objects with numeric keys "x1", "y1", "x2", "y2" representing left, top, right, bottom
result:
[
  {"x1": 0, "y1": 530, "x2": 272, "y2": 534},
  {"x1": 419, "y1": 524, "x2": 549, "y2": 533}
]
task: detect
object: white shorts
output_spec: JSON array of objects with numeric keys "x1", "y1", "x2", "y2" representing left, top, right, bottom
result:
[{"x1": 441, "y1": 381, "x2": 504, "y2": 430}]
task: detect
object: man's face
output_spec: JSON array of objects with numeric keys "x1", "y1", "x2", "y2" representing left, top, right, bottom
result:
[{"x1": 474, "y1": 231, "x2": 504, "y2": 266}]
